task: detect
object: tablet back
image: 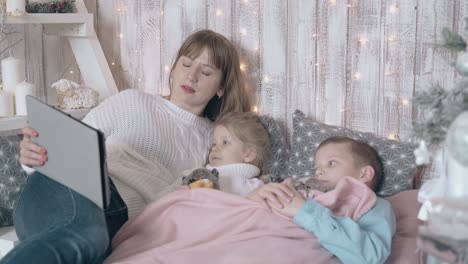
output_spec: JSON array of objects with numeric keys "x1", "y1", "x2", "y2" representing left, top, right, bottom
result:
[{"x1": 26, "y1": 95, "x2": 109, "y2": 209}]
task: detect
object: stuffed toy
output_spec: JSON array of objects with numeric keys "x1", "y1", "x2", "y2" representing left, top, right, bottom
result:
[
  {"x1": 290, "y1": 177, "x2": 331, "y2": 198},
  {"x1": 52, "y1": 79, "x2": 99, "y2": 109},
  {"x1": 182, "y1": 168, "x2": 220, "y2": 189}
]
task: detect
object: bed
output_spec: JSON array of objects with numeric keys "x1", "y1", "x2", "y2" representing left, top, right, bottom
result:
[{"x1": 0, "y1": 110, "x2": 426, "y2": 263}]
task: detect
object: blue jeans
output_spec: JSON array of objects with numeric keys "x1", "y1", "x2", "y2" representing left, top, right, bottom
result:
[{"x1": 0, "y1": 172, "x2": 128, "y2": 264}]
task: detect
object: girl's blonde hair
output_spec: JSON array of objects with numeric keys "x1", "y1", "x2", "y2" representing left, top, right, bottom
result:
[
  {"x1": 215, "y1": 112, "x2": 271, "y2": 168},
  {"x1": 169, "y1": 30, "x2": 251, "y2": 121}
]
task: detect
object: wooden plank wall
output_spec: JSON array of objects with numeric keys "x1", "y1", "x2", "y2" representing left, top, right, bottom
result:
[
  {"x1": 2, "y1": 0, "x2": 466, "y2": 141},
  {"x1": 98, "y1": 0, "x2": 467, "y2": 140}
]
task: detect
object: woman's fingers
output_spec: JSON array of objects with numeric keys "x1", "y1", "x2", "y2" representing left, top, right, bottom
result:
[
  {"x1": 19, "y1": 127, "x2": 47, "y2": 166},
  {"x1": 21, "y1": 127, "x2": 38, "y2": 137}
]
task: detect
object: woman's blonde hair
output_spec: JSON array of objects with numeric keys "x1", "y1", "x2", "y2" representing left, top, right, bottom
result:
[
  {"x1": 169, "y1": 29, "x2": 251, "y2": 121},
  {"x1": 215, "y1": 112, "x2": 271, "y2": 168}
]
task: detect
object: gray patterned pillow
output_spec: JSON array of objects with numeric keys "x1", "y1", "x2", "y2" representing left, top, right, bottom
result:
[
  {"x1": 288, "y1": 110, "x2": 417, "y2": 197},
  {"x1": 259, "y1": 115, "x2": 289, "y2": 182},
  {"x1": 0, "y1": 135, "x2": 28, "y2": 226}
]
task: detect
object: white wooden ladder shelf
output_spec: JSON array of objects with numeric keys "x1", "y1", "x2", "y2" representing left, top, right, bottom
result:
[{"x1": 0, "y1": 0, "x2": 118, "y2": 132}]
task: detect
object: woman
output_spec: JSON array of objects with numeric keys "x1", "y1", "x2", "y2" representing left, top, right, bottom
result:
[{"x1": 3, "y1": 29, "x2": 250, "y2": 264}]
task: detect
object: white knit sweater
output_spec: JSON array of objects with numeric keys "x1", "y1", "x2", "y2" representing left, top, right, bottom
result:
[
  {"x1": 206, "y1": 163, "x2": 264, "y2": 197},
  {"x1": 84, "y1": 90, "x2": 213, "y2": 215},
  {"x1": 25, "y1": 89, "x2": 214, "y2": 217}
]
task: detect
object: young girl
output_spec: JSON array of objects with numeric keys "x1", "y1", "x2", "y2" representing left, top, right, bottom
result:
[
  {"x1": 182, "y1": 111, "x2": 271, "y2": 197},
  {"x1": 248, "y1": 136, "x2": 396, "y2": 264}
]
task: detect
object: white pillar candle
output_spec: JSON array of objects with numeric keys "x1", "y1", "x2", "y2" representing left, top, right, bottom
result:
[
  {"x1": 15, "y1": 81, "x2": 34, "y2": 116},
  {"x1": 0, "y1": 91, "x2": 14, "y2": 117},
  {"x1": 6, "y1": 0, "x2": 25, "y2": 13},
  {"x1": 1, "y1": 56, "x2": 25, "y2": 94}
]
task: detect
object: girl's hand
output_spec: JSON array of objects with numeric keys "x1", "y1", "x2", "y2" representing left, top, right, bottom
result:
[
  {"x1": 270, "y1": 180, "x2": 306, "y2": 217},
  {"x1": 258, "y1": 174, "x2": 271, "y2": 183},
  {"x1": 19, "y1": 127, "x2": 47, "y2": 166},
  {"x1": 247, "y1": 183, "x2": 295, "y2": 209}
]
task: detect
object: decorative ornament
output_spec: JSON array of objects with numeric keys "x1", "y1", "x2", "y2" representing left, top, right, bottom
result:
[
  {"x1": 446, "y1": 111, "x2": 468, "y2": 167},
  {"x1": 52, "y1": 79, "x2": 99, "y2": 109},
  {"x1": 445, "y1": 111, "x2": 468, "y2": 197},
  {"x1": 455, "y1": 51, "x2": 468, "y2": 76},
  {"x1": 26, "y1": 0, "x2": 75, "y2": 13},
  {"x1": 414, "y1": 141, "x2": 431, "y2": 165}
]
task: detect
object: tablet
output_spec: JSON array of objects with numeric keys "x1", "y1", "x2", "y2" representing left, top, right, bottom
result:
[{"x1": 26, "y1": 95, "x2": 109, "y2": 210}]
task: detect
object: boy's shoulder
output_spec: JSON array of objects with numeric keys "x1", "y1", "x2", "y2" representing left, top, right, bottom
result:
[
  {"x1": 373, "y1": 197, "x2": 393, "y2": 213},
  {"x1": 361, "y1": 197, "x2": 396, "y2": 226}
]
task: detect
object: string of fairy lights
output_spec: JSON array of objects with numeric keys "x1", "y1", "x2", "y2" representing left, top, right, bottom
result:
[{"x1": 111, "y1": 0, "x2": 411, "y2": 140}]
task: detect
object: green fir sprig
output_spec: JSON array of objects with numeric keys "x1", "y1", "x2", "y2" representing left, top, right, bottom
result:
[
  {"x1": 412, "y1": 81, "x2": 468, "y2": 145},
  {"x1": 26, "y1": 0, "x2": 76, "y2": 13},
  {"x1": 440, "y1": 28, "x2": 467, "y2": 52}
]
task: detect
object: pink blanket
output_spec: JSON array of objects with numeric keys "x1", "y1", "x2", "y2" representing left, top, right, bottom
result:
[{"x1": 106, "y1": 177, "x2": 376, "y2": 264}]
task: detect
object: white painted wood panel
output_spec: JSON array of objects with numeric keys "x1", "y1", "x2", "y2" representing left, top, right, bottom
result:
[
  {"x1": 138, "y1": 0, "x2": 162, "y2": 94},
  {"x1": 5, "y1": 0, "x2": 466, "y2": 142},
  {"x1": 233, "y1": 0, "x2": 261, "y2": 112},
  {"x1": 414, "y1": 1, "x2": 457, "y2": 94},
  {"x1": 161, "y1": 0, "x2": 184, "y2": 95},
  {"x1": 287, "y1": 0, "x2": 316, "y2": 128},
  {"x1": 260, "y1": 0, "x2": 288, "y2": 121},
  {"x1": 380, "y1": 0, "x2": 418, "y2": 140},
  {"x1": 317, "y1": 1, "x2": 348, "y2": 126},
  {"x1": 207, "y1": 0, "x2": 232, "y2": 38}
]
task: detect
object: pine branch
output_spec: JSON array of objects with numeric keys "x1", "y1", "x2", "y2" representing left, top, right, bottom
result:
[
  {"x1": 26, "y1": 0, "x2": 76, "y2": 13},
  {"x1": 440, "y1": 28, "x2": 467, "y2": 51}
]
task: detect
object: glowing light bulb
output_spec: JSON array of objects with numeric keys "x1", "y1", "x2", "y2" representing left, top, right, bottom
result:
[
  {"x1": 164, "y1": 65, "x2": 170, "y2": 72},
  {"x1": 252, "y1": 106, "x2": 258, "y2": 113},
  {"x1": 389, "y1": 5, "x2": 399, "y2": 13},
  {"x1": 69, "y1": 70, "x2": 74, "y2": 74},
  {"x1": 353, "y1": 72, "x2": 361, "y2": 80},
  {"x1": 216, "y1": 9, "x2": 223, "y2": 16},
  {"x1": 402, "y1": 99, "x2": 409, "y2": 106},
  {"x1": 263, "y1": 76, "x2": 270, "y2": 83},
  {"x1": 358, "y1": 37, "x2": 368, "y2": 45},
  {"x1": 111, "y1": 62, "x2": 116, "y2": 66},
  {"x1": 388, "y1": 35, "x2": 397, "y2": 42},
  {"x1": 240, "y1": 63, "x2": 247, "y2": 72},
  {"x1": 388, "y1": 134, "x2": 397, "y2": 140}
]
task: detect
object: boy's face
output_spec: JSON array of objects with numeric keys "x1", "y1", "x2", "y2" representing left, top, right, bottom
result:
[
  {"x1": 313, "y1": 142, "x2": 364, "y2": 189},
  {"x1": 208, "y1": 125, "x2": 252, "y2": 167}
]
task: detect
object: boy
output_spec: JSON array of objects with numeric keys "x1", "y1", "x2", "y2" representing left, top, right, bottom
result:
[{"x1": 248, "y1": 136, "x2": 396, "y2": 264}]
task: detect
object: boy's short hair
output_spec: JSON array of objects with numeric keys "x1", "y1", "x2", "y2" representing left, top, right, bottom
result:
[
  {"x1": 215, "y1": 112, "x2": 271, "y2": 168},
  {"x1": 317, "y1": 136, "x2": 384, "y2": 192}
]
